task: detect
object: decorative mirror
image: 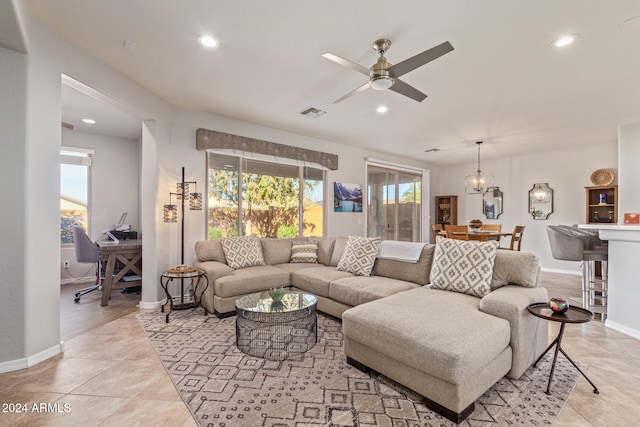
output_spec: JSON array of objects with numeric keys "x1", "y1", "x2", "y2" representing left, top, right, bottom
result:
[
  {"x1": 529, "y1": 183, "x2": 553, "y2": 220},
  {"x1": 483, "y1": 187, "x2": 503, "y2": 219}
]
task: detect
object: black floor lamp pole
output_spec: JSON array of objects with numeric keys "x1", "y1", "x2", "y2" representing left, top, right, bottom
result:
[{"x1": 180, "y1": 166, "x2": 186, "y2": 265}]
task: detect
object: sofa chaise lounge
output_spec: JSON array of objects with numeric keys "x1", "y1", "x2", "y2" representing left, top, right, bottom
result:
[{"x1": 193, "y1": 235, "x2": 548, "y2": 422}]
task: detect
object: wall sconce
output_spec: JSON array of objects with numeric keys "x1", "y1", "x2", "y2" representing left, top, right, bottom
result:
[
  {"x1": 528, "y1": 183, "x2": 553, "y2": 220},
  {"x1": 164, "y1": 167, "x2": 202, "y2": 264}
]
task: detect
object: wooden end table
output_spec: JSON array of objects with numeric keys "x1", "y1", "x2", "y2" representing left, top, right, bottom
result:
[{"x1": 527, "y1": 302, "x2": 599, "y2": 394}]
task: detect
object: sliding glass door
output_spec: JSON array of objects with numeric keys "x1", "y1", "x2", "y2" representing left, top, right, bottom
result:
[{"x1": 367, "y1": 165, "x2": 422, "y2": 242}]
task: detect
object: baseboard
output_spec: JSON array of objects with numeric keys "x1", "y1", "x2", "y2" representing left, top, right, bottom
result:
[
  {"x1": 138, "y1": 299, "x2": 166, "y2": 310},
  {"x1": 0, "y1": 341, "x2": 64, "y2": 374},
  {"x1": 605, "y1": 319, "x2": 640, "y2": 339},
  {"x1": 541, "y1": 267, "x2": 581, "y2": 276}
]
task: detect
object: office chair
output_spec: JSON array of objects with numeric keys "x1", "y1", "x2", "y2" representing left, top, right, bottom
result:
[{"x1": 72, "y1": 226, "x2": 102, "y2": 303}]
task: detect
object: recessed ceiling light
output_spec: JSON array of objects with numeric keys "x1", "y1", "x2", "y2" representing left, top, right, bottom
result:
[
  {"x1": 376, "y1": 106, "x2": 388, "y2": 113},
  {"x1": 200, "y1": 36, "x2": 218, "y2": 48},
  {"x1": 82, "y1": 118, "x2": 96, "y2": 124},
  {"x1": 552, "y1": 34, "x2": 578, "y2": 48}
]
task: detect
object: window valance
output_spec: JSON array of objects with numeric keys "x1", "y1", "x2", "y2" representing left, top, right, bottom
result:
[{"x1": 196, "y1": 128, "x2": 338, "y2": 170}]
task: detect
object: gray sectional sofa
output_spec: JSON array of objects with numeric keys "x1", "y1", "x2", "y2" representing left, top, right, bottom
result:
[{"x1": 193, "y1": 235, "x2": 548, "y2": 423}]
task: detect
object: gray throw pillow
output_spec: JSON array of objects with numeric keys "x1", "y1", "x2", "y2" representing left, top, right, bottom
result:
[
  {"x1": 290, "y1": 242, "x2": 319, "y2": 263},
  {"x1": 430, "y1": 237, "x2": 499, "y2": 298},
  {"x1": 336, "y1": 235, "x2": 382, "y2": 277},
  {"x1": 220, "y1": 235, "x2": 266, "y2": 270}
]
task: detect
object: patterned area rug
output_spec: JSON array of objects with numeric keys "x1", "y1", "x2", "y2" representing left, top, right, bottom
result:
[{"x1": 138, "y1": 309, "x2": 581, "y2": 426}]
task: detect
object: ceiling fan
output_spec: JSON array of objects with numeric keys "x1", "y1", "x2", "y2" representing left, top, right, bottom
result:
[{"x1": 322, "y1": 38, "x2": 454, "y2": 103}]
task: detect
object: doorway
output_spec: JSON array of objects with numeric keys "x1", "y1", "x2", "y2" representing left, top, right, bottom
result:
[{"x1": 367, "y1": 164, "x2": 423, "y2": 242}]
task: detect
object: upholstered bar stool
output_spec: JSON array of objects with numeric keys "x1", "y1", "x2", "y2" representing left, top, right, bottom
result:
[
  {"x1": 546, "y1": 226, "x2": 608, "y2": 319},
  {"x1": 558, "y1": 226, "x2": 608, "y2": 311}
]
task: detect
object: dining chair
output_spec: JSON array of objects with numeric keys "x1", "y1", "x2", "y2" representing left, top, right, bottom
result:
[
  {"x1": 508, "y1": 225, "x2": 525, "y2": 251},
  {"x1": 444, "y1": 225, "x2": 469, "y2": 240},
  {"x1": 480, "y1": 224, "x2": 502, "y2": 232},
  {"x1": 480, "y1": 223, "x2": 502, "y2": 243},
  {"x1": 431, "y1": 223, "x2": 444, "y2": 243}
]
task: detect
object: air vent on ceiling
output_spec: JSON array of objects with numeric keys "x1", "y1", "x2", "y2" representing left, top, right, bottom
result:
[
  {"x1": 300, "y1": 107, "x2": 327, "y2": 118},
  {"x1": 61, "y1": 122, "x2": 74, "y2": 130}
]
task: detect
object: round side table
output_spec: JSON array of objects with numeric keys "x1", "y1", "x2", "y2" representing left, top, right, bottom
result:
[
  {"x1": 527, "y1": 302, "x2": 599, "y2": 394},
  {"x1": 160, "y1": 269, "x2": 209, "y2": 323}
]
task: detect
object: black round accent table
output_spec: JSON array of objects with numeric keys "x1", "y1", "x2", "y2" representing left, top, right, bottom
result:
[{"x1": 527, "y1": 302, "x2": 599, "y2": 395}]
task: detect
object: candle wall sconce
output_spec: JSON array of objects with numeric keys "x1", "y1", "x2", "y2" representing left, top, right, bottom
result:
[{"x1": 528, "y1": 183, "x2": 553, "y2": 220}]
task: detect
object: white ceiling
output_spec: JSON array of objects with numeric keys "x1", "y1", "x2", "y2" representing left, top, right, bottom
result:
[
  {"x1": 61, "y1": 83, "x2": 142, "y2": 140},
  {"x1": 22, "y1": 0, "x2": 640, "y2": 164}
]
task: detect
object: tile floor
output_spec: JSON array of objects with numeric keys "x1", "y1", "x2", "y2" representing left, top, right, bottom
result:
[{"x1": 0, "y1": 272, "x2": 638, "y2": 426}]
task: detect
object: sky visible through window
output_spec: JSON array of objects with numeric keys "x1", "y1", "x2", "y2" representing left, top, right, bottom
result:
[{"x1": 61, "y1": 164, "x2": 87, "y2": 202}]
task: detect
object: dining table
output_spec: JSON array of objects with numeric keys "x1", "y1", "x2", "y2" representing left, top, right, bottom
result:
[{"x1": 437, "y1": 230, "x2": 513, "y2": 242}]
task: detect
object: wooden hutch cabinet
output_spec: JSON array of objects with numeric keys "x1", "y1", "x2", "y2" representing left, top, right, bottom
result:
[
  {"x1": 435, "y1": 195, "x2": 458, "y2": 226},
  {"x1": 585, "y1": 185, "x2": 618, "y2": 224}
]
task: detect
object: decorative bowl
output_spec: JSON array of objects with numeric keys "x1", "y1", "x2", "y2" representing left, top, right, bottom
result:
[
  {"x1": 549, "y1": 297, "x2": 569, "y2": 314},
  {"x1": 590, "y1": 168, "x2": 615, "y2": 186},
  {"x1": 468, "y1": 219, "x2": 483, "y2": 231}
]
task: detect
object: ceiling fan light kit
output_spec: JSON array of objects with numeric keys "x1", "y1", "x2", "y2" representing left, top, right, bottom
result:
[
  {"x1": 322, "y1": 38, "x2": 454, "y2": 103},
  {"x1": 465, "y1": 141, "x2": 494, "y2": 194}
]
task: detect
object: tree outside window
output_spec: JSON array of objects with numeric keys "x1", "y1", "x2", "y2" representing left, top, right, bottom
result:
[{"x1": 207, "y1": 154, "x2": 324, "y2": 238}]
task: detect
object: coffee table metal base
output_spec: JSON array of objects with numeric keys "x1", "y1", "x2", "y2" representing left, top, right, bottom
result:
[{"x1": 236, "y1": 309, "x2": 317, "y2": 360}]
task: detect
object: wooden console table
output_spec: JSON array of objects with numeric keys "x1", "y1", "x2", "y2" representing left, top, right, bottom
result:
[{"x1": 97, "y1": 239, "x2": 142, "y2": 306}]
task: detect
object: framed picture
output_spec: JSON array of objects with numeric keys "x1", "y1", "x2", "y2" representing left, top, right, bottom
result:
[{"x1": 334, "y1": 182, "x2": 362, "y2": 212}]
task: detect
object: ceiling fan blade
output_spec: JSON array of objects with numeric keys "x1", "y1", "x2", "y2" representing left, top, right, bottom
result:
[
  {"x1": 389, "y1": 79, "x2": 427, "y2": 102},
  {"x1": 322, "y1": 53, "x2": 370, "y2": 76},
  {"x1": 333, "y1": 82, "x2": 370, "y2": 103},
  {"x1": 388, "y1": 41, "x2": 454, "y2": 78}
]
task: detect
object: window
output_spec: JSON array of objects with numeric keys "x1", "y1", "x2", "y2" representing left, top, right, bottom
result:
[
  {"x1": 60, "y1": 148, "x2": 92, "y2": 244},
  {"x1": 207, "y1": 153, "x2": 325, "y2": 238}
]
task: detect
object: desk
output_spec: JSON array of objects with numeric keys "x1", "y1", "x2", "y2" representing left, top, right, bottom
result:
[
  {"x1": 438, "y1": 231, "x2": 513, "y2": 242},
  {"x1": 97, "y1": 239, "x2": 142, "y2": 306}
]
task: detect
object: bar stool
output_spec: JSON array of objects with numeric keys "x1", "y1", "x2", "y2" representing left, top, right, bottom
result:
[
  {"x1": 546, "y1": 226, "x2": 608, "y2": 319},
  {"x1": 557, "y1": 226, "x2": 608, "y2": 312}
]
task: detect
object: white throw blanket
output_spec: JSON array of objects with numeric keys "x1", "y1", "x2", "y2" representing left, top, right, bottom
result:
[{"x1": 376, "y1": 240, "x2": 426, "y2": 263}]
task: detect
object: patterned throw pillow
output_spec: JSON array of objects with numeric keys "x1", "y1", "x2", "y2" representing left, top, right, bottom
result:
[
  {"x1": 290, "y1": 243, "x2": 319, "y2": 263},
  {"x1": 220, "y1": 235, "x2": 266, "y2": 270},
  {"x1": 336, "y1": 235, "x2": 382, "y2": 276},
  {"x1": 430, "y1": 237, "x2": 499, "y2": 298}
]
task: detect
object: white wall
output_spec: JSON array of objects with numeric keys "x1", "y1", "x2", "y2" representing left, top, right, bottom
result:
[
  {"x1": 432, "y1": 142, "x2": 618, "y2": 272},
  {"x1": 618, "y1": 123, "x2": 640, "y2": 218},
  {"x1": 0, "y1": 47, "x2": 28, "y2": 363},
  {"x1": 0, "y1": 13, "x2": 171, "y2": 369},
  {"x1": 60, "y1": 129, "x2": 141, "y2": 282}
]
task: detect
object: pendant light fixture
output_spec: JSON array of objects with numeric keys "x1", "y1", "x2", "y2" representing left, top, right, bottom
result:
[{"x1": 465, "y1": 141, "x2": 494, "y2": 194}]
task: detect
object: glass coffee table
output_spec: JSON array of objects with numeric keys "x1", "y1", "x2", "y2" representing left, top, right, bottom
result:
[{"x1": 235, "y1": 291, "x2": 317, "y2": 360}]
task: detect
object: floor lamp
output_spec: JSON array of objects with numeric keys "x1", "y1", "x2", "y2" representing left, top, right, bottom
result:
[{"x1": 163, "y1": 167, "x2": 203, "y2": 265}]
